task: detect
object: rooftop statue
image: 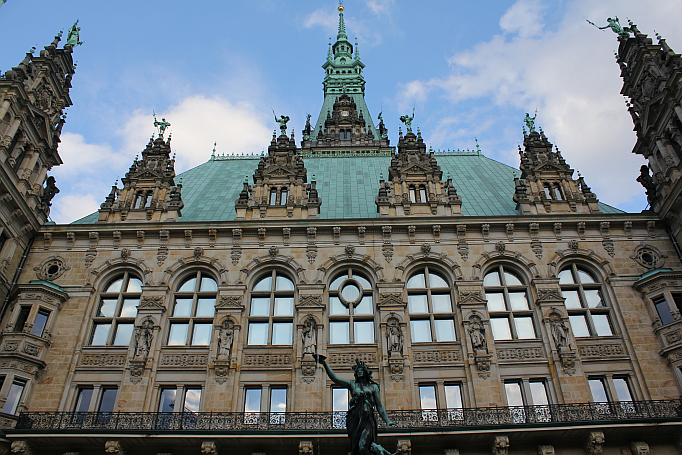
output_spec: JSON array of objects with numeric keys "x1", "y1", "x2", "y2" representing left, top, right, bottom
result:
[
  {"x1": 586, "y1": 17, "x2": 632, "y2": 39},
  {"x1": 399, "y1": 109, "x2": 415, "y2": 133},
  {"x1": 273, "y1": 110, "x2": 290, "y2": 135},
  {"x1": 524, "y1": 110, "x2": 537, "y2": 133},
  {"x1": 66, "y1": 20, "x2": 83, "y2": 47},
  {"x1": 153, "y1": 112, "x2": 171, "y2": 139},
  {"x1": 317, "y1": 355, "x2": 395, "y2": 455}
]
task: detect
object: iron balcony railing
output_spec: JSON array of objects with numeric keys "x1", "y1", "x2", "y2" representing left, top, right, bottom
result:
[{"x1": 14, "y1": 400, "x2": 682, "y2": 433}]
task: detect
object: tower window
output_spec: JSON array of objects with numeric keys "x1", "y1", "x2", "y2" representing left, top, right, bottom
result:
[
  {"x1": 419, "y1": 185, "x2": 428, "y2": 203},
  {"x1": 280, "y1": 188, "x2": 288, "y2": 206},
  {"x1": 409, "y1": 186, "x2": 417, "y2": 203},
  {"x1": 269, "y1": 189, "x2": 278, "y2": 206},
  {"x1": 553, "y1": 184, "x2": 563, "y2": 200},
  {"x1": 543, "y1": 184, "x2": 552, "y2": 199}
]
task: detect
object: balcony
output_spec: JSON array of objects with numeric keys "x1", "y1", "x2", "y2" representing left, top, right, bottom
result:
[{"x1": 12, "y1": 400, "x2": 682, "y2": 433}]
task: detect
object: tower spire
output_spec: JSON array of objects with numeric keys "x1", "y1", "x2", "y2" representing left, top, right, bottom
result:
[{"x1": 337, "y1": 2, "x2": 347, "y2": 40}]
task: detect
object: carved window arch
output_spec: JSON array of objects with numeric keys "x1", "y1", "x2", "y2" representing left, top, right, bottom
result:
[
  {"x1": 406, "y1": 267, "x2": 456, "y2": 342},
  {"x1": 558, "y1": 264, "x2": 613, "y2": 337},
  {"x1": 328, "y1": 267, "x2": 374, "y2": 344},
  {"x1": 247, "y1": 270, "x2": 295, "y2": 345},
  {"x1": 90, "y1": 272, "x2": 142, "y2": 346},
  {"x1": 167, "y1": 271, "x2": 217, "y2": 346},
  {"x1": 483, "y1": 265, "x2": 536, "y2": 340}
]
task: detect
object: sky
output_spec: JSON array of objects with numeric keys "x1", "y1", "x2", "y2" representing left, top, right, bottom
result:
[{"x1": 1, "y1": 0, "x2": 681, "y2": 223}]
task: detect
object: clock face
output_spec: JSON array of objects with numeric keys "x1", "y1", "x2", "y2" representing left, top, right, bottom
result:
[{"x1": 341, "y1": 110, "x2": 349, "y2": 117}]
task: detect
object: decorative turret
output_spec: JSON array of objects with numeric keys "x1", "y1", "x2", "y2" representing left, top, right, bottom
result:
[
  {"x1": 302, "y1": 4, "x2": 390, "y2": 155},
  {"x1": 513, "y1": 120, "x2": 599, "y2": 214},
  {"x1": 236, "y1": 120, "x2": 320, "y2": 219},
  {"x1": 376, "y1": 121, "x2": 461, "y2": 217},
  {"x1": 97, "y1": 118, "x2": 183, "y2": 223}
]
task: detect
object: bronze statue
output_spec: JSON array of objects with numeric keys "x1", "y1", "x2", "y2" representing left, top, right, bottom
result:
[
  {"x1": 42, "y1": 176, "x2": 60, "y2": 207},
  {"x1": 524, "y1": 110, "x2": 537, "y2": 132},
  {"x1": 317, "y1": 356, "x2": 394, "y2": 455},
  {"x1": 273, "y1": 110, "x2": 290, "y2": 134},
  {"x1": 153, "y1": 112, "x2": 171, "y2": 139},
  {"x1": 66, "y1": 20, "x2": 83, "y2": 47},
  {"x1": 587, "y1": 17, "x2": 632, "y2": 39},
  {"x1": 399, "y1": 109, "x2": 414, "y2": 133}
]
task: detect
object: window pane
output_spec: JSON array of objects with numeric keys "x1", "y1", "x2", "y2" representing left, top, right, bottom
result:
[
  {"x1": 483, "y1": 271, "x2": 500, "y2": 286},
  {"x1": 192, "y1": 324, "x2": 212, "y2": 345},
  {"x1": 529, "y1": 382, "x2": 549, "y2": 405},
  {"x1": 272, "y1": 322, "x2": 293, "y2": 345},
  {"x1": 562, "y1": 290, "x2": 581, "y2": 309},
  {"x1": 75, "y1": 388, "x2": 93, "y2": 413},
  {"x1": 329, "y1": 322, "x2": 350, "y2": 344},
  {"x1": 30, "y1": 310, "x2": 49, "y2": 337},
  {"x1": 592, "y1": 314, "x2": 613, "y2": 336},
  {"x1": 178, "y1": 277, "x2": 197, "y2": 292},
  {"x1": 503, "y1": 271, "x2": 523, "y2": 286},
  {"x1": 99, "y1": 388, "x2": 117, "y2": 413},
  {"x1": 419, "y1": 385, "x2": 437, "y2": 409},
  {"x1": 14, "y1": 307, "x2": 30, "y2": 332},
  {"x1": 429, "y1": 273, "x2": 448, "y2": 288},
  {"x1": 330, "y1": 275, "x2": 345, "y2": 291},
  {"x1": 584, "y1": 290, "x2": 604, "y2": 308},
  {"x1": 158, "y1": 389, "x2": 177, "y2": 412},
  {"x1": 577, "y1": 269, "x2": 596, "y2": 283},
  {"x1": 354, "y1": 321, "x2": 374, "y2": 343},
  {"x1": 341, "y1": 284, "x2": 360, "y2": 302},
  {"x1": 613, "y1": 378, "x2": 632, "y2": 401},
  {"x1": 196, "y1": 298, "x2": 216, "y2": 317},
  {"x1": 173, "y1": 299, "x2": 192, "y2": 317},
  {"x1": 183, "y1": 388, "x2": 202, "y2": 413},
  {"x1": 354, "y1": 296, "x2": 373, "y2": 315},
  {"x1": 113, "y1": 324, "x2": 134, "y2": 345},
  {"x1": 655, "y1": 298, "x2": 674, "y2": 325},
  {"x1": 588, "y1": 379, "x2": 608, "y2": 402},
  {"x1": 435, "y1": 319, "x2": 456, "y2": 342},
  {"x1": 420, "y1": 187, "x2": 427, "y2": 202},
  {"x1": 105, "y1": 278, "x2": 123, "y2": 293},
  {"x1": 558, "y1": 269, "x2": 574, "y2": 284},
  {"x1": 275, "y1": 275, "x2": 294, "y2": 291},
  {"x1": 253, "y1": 275, "x2": 272, "y2": 292},
  {"x1": 408, "y1": 294, "x2": 428, "y2": 313},
  {"x1": 486, "y1": 293, "x2": 506, "y2": 312},
  {"x1": 569, "y1": 315, "x2": 590, "y2": 337},
  {"x1": 490, "y1": 318, "x2": 512, "y2": 340},
  {"x1": 280, "y1": 189, "x2": 288, "y2": 205},
  {"x1": 250, "y1": 297, "x2": 271, "y2": 316},
  {"x1": 270, "y1": 389, "x2": 287, "y2": 413},
  {"x1": 245, "y1": 389, "x2": 261, "y2": 413},
  {"x1": 120, "y1": 299, "x2": 139, "y2": 317},
  {"x1": 274, "y1": 297, "x2": 294, "y2": 316},
  {"x1": 409, "y1": 188, "x2": 416, "y2": 203},
  {"x1": 3, "y1": 381, "x2": 24, "y2": 414},
  {"x1": 127, "y1": 278, "x2": 143, "y2": 293},
  {"x1": 508, "y1": 292, "x2": 529, "y2": 310},
  {"x1": 505, "y1": 382, "x2": 524, "y2": 406},
  {"x1": 514, "y1": 317, "x2": 535, "y2": 339},
  {"x1": 200, "y1": 276, "x2": 217, "y2": 292},
  {"x1": 445, "y1": 385, "x2": 462, "y2": 408},
  {"x1": 98, "y1": 299, "x2": 117, "y2": 317},
  {"x1": 410, "y1": 320, "x2": 432, "y2": 343},
  {"x1": 91, "y1": 323, "x2": 111, "y2": 345},
  {"x1": 353, "y1": 275, "x2": 371, "y2": 290},
  {"x1": 407, "y1": 273, "x2": 426, "y2": 289},
  {"x1": 168, "y1": 324, "x2": 189, "y2": 345},
  {"x1": 329, "y1": 296, "x2": 349, "y2": 315},
  {"x1": 270, "y1": 190, "x2": 277, "y2": 205},
  {"x1": 432, "y1": 294, "x2": 452, "y2": 313},
  {"x1": 333, "y1": 388, "x2": 349, "y2": 412},
  {"x1": 248, "y1": 322, "x2": 269, "y2": 345}
]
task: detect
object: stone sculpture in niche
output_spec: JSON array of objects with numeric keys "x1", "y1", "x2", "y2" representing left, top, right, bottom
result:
[
  {"x1": 386, "y1": 317, "x2": 403, "y2": 356},
  {"x1": 301, "y1": 315, "x2": 317, "y2": 357},
  {"x1": 468, "y1": 315, "x2": 487, "y2": 352},
  {"x1": 550, "y1": 314, "x2": 570, "y2": 349},
  {"x1": 134, "y1": 318, "x2": 154, "y2": 360},
  {"x1": 218, "y1": 319, "x2": 234, "y2": 360}
]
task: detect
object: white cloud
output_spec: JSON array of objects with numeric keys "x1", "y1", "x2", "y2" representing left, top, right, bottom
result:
[
  {"x1": 50, "y1": 194, "x2": 101, "y2": 224},
  {"x1": 303, "y1": 8, "x2": 337, "y2": 32},
  {"x1": 396, "y1": 0, "x2": 682, "y2": 210},
  {"x1": 365, "y1": 0, "x2": 395, "y2": 16}
]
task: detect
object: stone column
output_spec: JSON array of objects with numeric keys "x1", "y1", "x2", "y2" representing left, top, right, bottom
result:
[
  {"x1": 0, "y1": 100, "x2": 10, "y2": 121},
  {"x1": 1, "y1": 118, "x2": 20, "y2": 148}
]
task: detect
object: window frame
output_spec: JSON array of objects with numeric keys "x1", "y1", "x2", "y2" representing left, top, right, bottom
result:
[
  {"x1": 483, "y1": 265, "x2": 536, "y2": 341},
  {"x1": 247, "y1": 271, "x2": 295, "y2": 346},
  {"x1": 90, "y1": 272, "x2": 142, "y2": 346},
  {"x1": 327, "y1": 267, "x2": 375, "y2": 345},
  {"x1": 407, "y1": 267, "x2": 457, "y2": 343},
  {"x1": 168, "y1": 271, "x2": 217, "y2": 346},
  {"x1": 558, "y1": 264, "x2": 614, "y2": 338}
]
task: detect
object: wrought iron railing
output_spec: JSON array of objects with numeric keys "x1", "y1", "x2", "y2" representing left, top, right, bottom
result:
[{"x1": 14, "y1": 400, "x2": 682, "y2": 432}]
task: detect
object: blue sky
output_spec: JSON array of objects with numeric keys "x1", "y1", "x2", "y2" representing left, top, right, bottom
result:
[{"x1": 2, "y1": 0, "x2": 681, "y2": 223}]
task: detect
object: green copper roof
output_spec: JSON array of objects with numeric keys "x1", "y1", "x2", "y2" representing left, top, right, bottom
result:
[{"x1": 72, "y1": 152, "x2": 623, "y2": 224}]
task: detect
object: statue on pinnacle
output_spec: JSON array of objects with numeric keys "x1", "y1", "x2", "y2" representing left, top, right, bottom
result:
[
  {"x1": 273, "y1": 110, "x2": 290, "y2": 135},
  {"x1": 587, "y1": 17, "x2": 632, "y2": 39},
  {"x1": 153, "y1": 112, "x2": 171, "y2": 139}
]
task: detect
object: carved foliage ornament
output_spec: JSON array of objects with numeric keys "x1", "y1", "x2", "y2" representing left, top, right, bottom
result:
[{"x1": 34, "y1": 255, "x2": 70, "y2": 281}]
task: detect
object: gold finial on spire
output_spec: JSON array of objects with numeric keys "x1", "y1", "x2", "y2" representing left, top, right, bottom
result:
[{"x1": 338, "y1": 0, "x2": 344, "y2": 12}]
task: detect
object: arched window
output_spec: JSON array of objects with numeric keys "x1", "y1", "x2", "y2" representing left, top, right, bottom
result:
[
  {"x1": 419, "y1": 185, "x2": 428, "y2": 203},
  {"x1": 168, "y1": 271, "x2": 217, "y2": 346},
  {"x1": 248, "y1": 271, "x2": 295, "y2": 345},
  {"x1": 407, "y1": 267, "x2": 456, "y2": 342},
  {"x1": 328, "y1": 268, "x2": 374, "y2": 344},
  {"x1": 90, "y1": 273, "x2": 142, "y2": 346},
  {"x1": 280, "y1": 187, "x2": 288, "y2": 206},
  {"x1": 409, "y1": 186, "x2": 417, "y2": 203},
  {"x1": 269, "y1": 188, "x2": 278, "y2": 206},
  {"x1": 484, "y1": 265, "x2": 535, "y2": 340},
  {"x1": 558, "y1": 265, "x2": 613, "y2": 337},
  {"x1": 543, "y1": 184, "x2": 552, "y2": 199},
  {"x1": 553, "y1": 184, "x2": 563, "y2": 200}
]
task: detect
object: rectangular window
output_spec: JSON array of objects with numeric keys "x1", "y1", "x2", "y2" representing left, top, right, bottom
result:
[
  {"x1": 30, "y1": 309, "x2": 50, "y2": 337},
  {"x1": 191, "y1": 324, "x2": 212, "y2": 346},
  {"x1": 419, "y1": 385, "x2": 438, "y2": 422},
  {"x1": 270, "y1": 388, "x2": 287, "y2": 424},
  {"x1": 671, "y1": 293, "x2": 682, "y2": 313},
  {"x1": 588, "y1": 379, "x2": 608, "y2": 402},
  {"x1": 434, "y1": 319, "x2": 456, "y2": 341},
  {"x1": 183, "y1": 388, "x2": 202, "y2": 413},
  {"x1": 14, "y1": 307, "x2": 30, "y2": 333},
  {"x1": 98, "y1": 387, "x2": 118, "y2": 413},
  {"x1": 158, "y1": 388, "x2": 177, "y2": 413},
  {"x1": 410, "y1": 320, "x2": 432, "y2": 343},
  {"x1": 445, "y1": 384, "x2": 463, "y2": 421},
  {"x1": 353, "y1": 321, "x2": 374, "y2": 344},
  {"x1": 90, "y1": 323, "x2": 112, "y2": 345},
  {"x1": 409, "y1": 188, "x2": 416, "y2": 203},
  {"x1": 272, "y1": 322, "x2": 293, "y2": 345},
  {"x1": 247, "y1": 322, "x2": 268, "y2": 345},
  {"x1": 407, "y1": 294, "x2": 428, "y2": 313},
  {"x1": 244, "y1": 388, "x2": 262, "y2": 421},
  {"x1": 654, "y1": 297, "x2": 674, "y2": 325},
  {"x1": 113, "y1": 324, "x2": 134, "y2": 345},
  {"x1": 504, "y1": 382, "x2": 524, "y2": 407},
  {"x1": 329, "y1": 321, "x2": 350, "y2": 344},
  {"x1": 591, "y1": 314, "x2": 613, "y2": 336},
  {"x1": 168, "y1": 323, "x2": 189, "y2": 345},
  {"x1": 514, "y1": 317, "x2": 535, "y2": 339},
  {"x1": 568, "y1": 315, "x2": 590, "y2": 337},
  {"x1": 332, "y1": 388, "x2": 349, "y2": 429},
  {"x1": 490, "y1": 318, "x2": 512, "y2": 340},
  {"x1": 3, "y1": 379, "x2": 26, "y2": 414},
  {"x1": 74, "y1": 387, "x2": 93, "y2": 413}
]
